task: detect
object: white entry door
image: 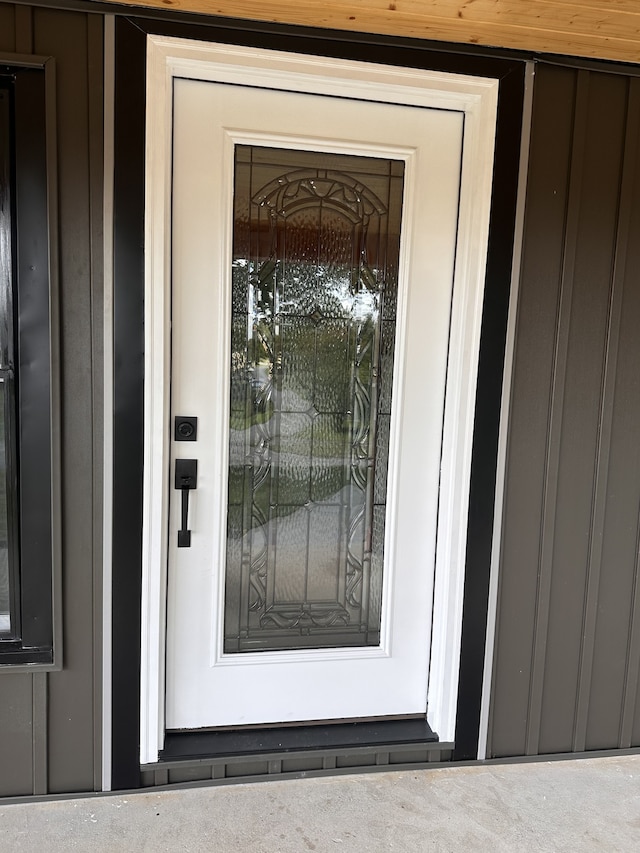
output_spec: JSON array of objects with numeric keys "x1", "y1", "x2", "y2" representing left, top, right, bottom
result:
[
  {"x1": 143, "y1": 41, "x2": 498, "y2": 747},
  {"x1": 165, "y1": 75, "x2": 463, "y2": 731}
]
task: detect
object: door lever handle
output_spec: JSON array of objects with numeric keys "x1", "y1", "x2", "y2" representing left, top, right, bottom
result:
[{"x1": 175, "y1": 458, "x2": 197, "y2": 547}]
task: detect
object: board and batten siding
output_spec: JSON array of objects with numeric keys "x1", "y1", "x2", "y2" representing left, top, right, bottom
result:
[
  {"x1": 489, "y1": 62, "x2": 640, "y2": 759},
  {"x1": 3, "y1": 1, "x2": 640, "y2": 798},
  {"x1": 0, "y1": 5, "x2": 104, "y2": 795}
]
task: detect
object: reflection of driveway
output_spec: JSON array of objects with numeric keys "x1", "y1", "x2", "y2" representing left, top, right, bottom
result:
[
  {"x1": 229, "y1": 485, "x2": 363, "y2": 605},
  {"x1": 229, "y1": 424, "x2": 348, "y2": 465},
  {"x1": 0, "y1": 546, "x2": 9, "y2": 630},
  {"x1": 0, "y1": 422, "x2": 8, "y2": 627},
  {"x1": 229, "y1": 422, "x2": 351, "y2": 510}
]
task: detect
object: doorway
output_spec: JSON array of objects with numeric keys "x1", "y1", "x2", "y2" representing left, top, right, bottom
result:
[{"x1": 140, "y1": 35, "x2": 498, "y2": 761}]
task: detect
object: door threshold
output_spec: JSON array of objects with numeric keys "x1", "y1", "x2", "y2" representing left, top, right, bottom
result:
[{"x1": 161, "y1": 718, "x2": 438, "y2": 761}]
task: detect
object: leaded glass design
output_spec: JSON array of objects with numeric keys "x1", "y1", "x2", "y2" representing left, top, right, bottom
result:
[{"x1": 224, "y1": 145, "x2": 404, "y2": 653}]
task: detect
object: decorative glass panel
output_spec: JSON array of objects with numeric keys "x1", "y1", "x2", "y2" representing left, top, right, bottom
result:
[{"x1": 224, "y1": 145, "x2": 404, "y2": 653}]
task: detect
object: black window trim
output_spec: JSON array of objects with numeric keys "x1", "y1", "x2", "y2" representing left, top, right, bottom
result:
[{"x1": 0, "y1": 55, "x2": 61, "y2": 669}]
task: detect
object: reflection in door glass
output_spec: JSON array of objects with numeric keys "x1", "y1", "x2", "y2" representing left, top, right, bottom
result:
[
  {"x1": 0, "y1": 386, "x2": 9, "y2": 633},
  {"x1": 0, "y1": 88, "x2": 13, "y2": 638},
  {"x1": 224, "y1": 146, "x2": 404, "y2": 653}
]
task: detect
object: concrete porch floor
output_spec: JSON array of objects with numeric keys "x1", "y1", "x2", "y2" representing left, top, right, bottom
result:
[{"x1": 2, "y1": 755, "x2": 640, "y2": 851}]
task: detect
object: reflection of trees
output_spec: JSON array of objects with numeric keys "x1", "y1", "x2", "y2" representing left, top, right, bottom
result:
[
  {"x1": 224, "y1": 156, "x2": 401, "y2": 648},
  {"x1": 228, "y1": 255, "x2": 379, "y2": 515}
]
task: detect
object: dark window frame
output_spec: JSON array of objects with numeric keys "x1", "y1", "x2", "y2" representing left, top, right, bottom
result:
[
  {"x1": 0, "y1": 58, "x2": 61, "y2": 668},
  {"x1": 0, "y1": 80, "x2": 20, "y2": 643}
]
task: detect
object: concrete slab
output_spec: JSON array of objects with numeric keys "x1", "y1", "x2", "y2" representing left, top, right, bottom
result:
[{"x1": 1, "y1": 755, "x2": 640, "y2": 851}]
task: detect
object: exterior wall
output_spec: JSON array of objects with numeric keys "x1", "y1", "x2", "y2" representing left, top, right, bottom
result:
[
  {"x1": 3, "y1": 2, "x2": 640, "y2": 800},
  {"x1": 0, "y1": 5, "x2": 103, "y2": 795},
  {"x1": 489, "y1": 62, "x2": 640, "y2": 759}
]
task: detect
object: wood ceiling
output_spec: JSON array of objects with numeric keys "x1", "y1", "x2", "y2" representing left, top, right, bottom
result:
[{"x1": 103, "y1": 0, "x2": 640, "y2": 64}]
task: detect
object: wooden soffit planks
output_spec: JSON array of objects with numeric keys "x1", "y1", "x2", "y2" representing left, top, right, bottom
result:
[{"x1": 101, "y1": 0, "x2": 640, "y2": 64}]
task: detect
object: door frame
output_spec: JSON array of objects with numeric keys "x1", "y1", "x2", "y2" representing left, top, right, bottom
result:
[{"x1": 139, "y1": 34, "x2": 498, "y2": 764}]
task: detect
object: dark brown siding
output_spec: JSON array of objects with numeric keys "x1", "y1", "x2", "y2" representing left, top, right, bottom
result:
[
  {"x1": 0, "y1": 5, "x2": 103, "y2": 794},
  {"x1": 0, "y1": 675, "x2": 32, "y2": 796},
  {"x1": 490, "y1": 64, "x2": 640, "y2": 758},
  {"x1": 0, "y1": 7, "x2": 15, "y2": 50}
]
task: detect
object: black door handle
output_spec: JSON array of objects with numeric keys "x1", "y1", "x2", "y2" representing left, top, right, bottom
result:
[{"x1": 175, "y1": 458, "x2": 197, "y2": 547}]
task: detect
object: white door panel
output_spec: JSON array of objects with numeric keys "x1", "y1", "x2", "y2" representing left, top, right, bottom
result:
[{"x1": 166, "y1": 77, "x2": 463, "y2": 730}]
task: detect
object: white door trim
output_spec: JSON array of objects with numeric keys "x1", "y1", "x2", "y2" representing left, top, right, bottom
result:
[{"x1": 141, "y1": 34, "x2": 498, "y2": 764}]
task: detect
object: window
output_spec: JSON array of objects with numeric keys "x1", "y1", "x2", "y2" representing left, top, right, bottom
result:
[
  {"x1": 0, "y1": 82, "x2": 19, "y2": 638},
  {"x1": 0, "y1": 64, "x2": 58, "y2": 665}
]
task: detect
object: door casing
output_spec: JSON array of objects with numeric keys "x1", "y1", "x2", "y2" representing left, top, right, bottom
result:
[{"x1": 140, "y1": 34, "x2": 498, "y2": 764}]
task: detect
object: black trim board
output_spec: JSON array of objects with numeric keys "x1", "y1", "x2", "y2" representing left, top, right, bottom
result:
[
  {"x1": 111, "y1": 17, "x2": 147, "y2": 789},
  {"x1": 453, "y1": 63, "x2": 525, "y2": 761},
  {"x1": 111, "y1": 14, "x2": 525, "y2": 789}
]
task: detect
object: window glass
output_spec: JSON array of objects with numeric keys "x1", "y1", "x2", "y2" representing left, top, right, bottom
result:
[
  {"x1": 0, "y1": 68, "x2": 53, "y2": 663},
  {"x1": 0, "y1": 387, "x2": 9, "y2": 633},
  {"x1": 0, "y1": 87, "x2": 13, "y2": 637}
]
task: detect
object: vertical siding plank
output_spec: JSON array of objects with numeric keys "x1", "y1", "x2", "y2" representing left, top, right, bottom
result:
[
  {"x1": 0, "y1": 5, "x2": 16, "y2": 52},
  {"x1": 606, "y1": 285, "x2": 640, "y2": 746},
  {"x1": 621, "y1": 523, "x2": 640, "y2": 747},
  {"x1": 33, "y1": 8, "x2": 96, "y2": 793},
  {"x1": 611, "y1": 80, "x2": 640, "y2": 749},
  {"x1": 631, "y1": 558, "x2": 640, "y2": 746},
  {"x1": 539, "y1": 71, "x2": 627, "y2": 755},
  {"x1": 13, "y1": 5, "x2": 32, "y2": 54},
  {"x1": 585, "y1": 78, "x2": 640, "y2": 751},
  {"x1": 572, "y1": 77, "x2": 632, "y2": 752},
  {"x1": 31, "y1": 672, "x2": 48, "y2": 794},
  {"x1": 0, "y1": 675, "x2": 33, "y2": 796},
  {"x1": 489, "y1": 65, "x2": 576, "y2": 758},
  {"x1": 525, "y1": 70, "x2": 591, "y2": 756}
]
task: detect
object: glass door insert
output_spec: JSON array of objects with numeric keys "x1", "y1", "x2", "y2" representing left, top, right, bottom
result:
[{"x1": 224, "y1": 145, "x2": 405, "y2": 654}]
